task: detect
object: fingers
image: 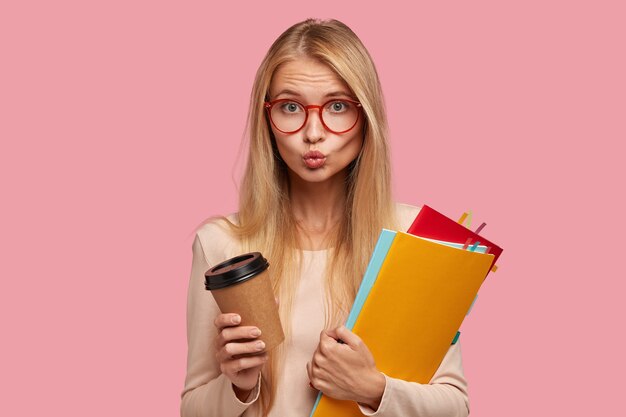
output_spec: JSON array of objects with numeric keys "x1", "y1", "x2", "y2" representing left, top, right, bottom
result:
[
  {"x1": 214, "y1": 313, "x2": 241, "y2": 331},
  {"x1": 213, "y1": 313, "x2": 268, "y2": 391},
  {"x1": 312, "y1": 347, "x2": 329, "y2": 370},
  {"x1": 320, "y1": 327, "x2": 353, "y2": 346},
  {"x1": 307, "y1": 360, "x2": 330, "y2": 391},
  {"x1": 306, "y1": 361, "x2": 318, "y2": 390},
  {"x1": 334, "y1": 325, "x2": 362, "y2": 348},
  {"x1": 214, "y1": 313, "x2": 266, "y2": 363},
  {"x1": 217, "y1": 339, "x2": 267, "y2": 362},
  {"x1": 318, "y1": 330, "x2": 341, "y2": 355},
  {"x1": 216, "y1": 325, "x2": 262, "y2": 346},
  {"x1": 324, "y1": 327, "x2": 338, "y2": 340},
  {"x1": 221, "y1": 353, "x2": 269, "y2": 375}
]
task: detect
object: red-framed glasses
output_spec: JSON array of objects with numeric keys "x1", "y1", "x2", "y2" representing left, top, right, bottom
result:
[{"x1": 264, "y1": 98, "x2": 362, "y2": 134}]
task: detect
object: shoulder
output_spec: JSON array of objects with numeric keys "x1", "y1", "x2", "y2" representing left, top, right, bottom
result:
[
  {"x1": 194, "y1": 212, "x2": 242, "y2": 267},
  {"x1": 393, "y1": 202, "x2": 422, "y2": 231}
]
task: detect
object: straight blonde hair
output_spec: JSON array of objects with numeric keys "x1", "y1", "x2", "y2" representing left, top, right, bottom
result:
[{"x1": 198, "y1": 18, "x2": 399, "y2": 416}]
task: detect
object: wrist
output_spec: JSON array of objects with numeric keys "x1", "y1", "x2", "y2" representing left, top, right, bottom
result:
[
  {"x1": 357, "y1": 370, "x2": 386, "y2": 411},
  {"x1": 232, "y1": 384, "x2": 253, "y2": 402}
]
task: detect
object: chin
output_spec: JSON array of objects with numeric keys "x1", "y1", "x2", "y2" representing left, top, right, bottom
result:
[
  {"x1": 298, "y1": 170, "x2": 330, "y2": 182},
  {"x1": 294, "y1": 166, "x2": 347, "y2": 184}
]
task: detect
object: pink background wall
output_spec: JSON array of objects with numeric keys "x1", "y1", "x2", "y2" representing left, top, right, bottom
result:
[{"x1": 2, "y1": 1, "x2": 624, "y2": 415}]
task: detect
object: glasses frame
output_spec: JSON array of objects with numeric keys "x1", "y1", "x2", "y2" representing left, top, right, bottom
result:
[{"x1": 264, "y1": 98, "x2": 363, "y2": 134}]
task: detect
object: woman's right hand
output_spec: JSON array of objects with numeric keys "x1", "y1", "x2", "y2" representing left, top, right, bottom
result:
[{"x1": 214, "y1": 313, "x2": 268, "y2": 398}]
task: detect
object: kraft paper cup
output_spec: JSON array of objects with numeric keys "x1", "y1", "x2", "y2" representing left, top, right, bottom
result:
[{"x1": 205, "y1": 252, "x2": 284, "y2": 351}]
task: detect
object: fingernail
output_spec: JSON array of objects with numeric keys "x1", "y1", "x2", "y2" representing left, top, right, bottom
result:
[
  {"x1": 250, "y1": 328, "x2": 261, "y2": 337},
  {"x1": 232, "y1": 315, "x2": 241, "y2": 324},
  {"x1": 256, "y1": 341, "x2": 265, "y2": 351}
]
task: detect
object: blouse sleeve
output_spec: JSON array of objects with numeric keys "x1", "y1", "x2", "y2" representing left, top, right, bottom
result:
[
  {"x1": 180, "y1": 233, "x2": 261, "y2": 417},
  {"x1": 356, "y1": 341, "x2": 470, "y2": 417}
]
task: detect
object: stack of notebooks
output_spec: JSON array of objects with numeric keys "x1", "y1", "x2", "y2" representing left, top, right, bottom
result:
[{"x1": 310, "y1": 205, "x2": 503, "y2": 417}]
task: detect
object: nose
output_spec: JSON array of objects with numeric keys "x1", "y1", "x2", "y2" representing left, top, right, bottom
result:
[{"x1": 303, "y1": 108, "x2": 326, "y2": 143}]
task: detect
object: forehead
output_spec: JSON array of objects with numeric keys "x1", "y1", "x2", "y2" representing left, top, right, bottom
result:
[{"x1": 269, "y1": 57, "x2": 352, "y2": 99}]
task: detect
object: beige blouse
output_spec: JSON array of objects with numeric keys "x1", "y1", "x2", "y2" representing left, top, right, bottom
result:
[{"x1": 180, "y1": 203, "x2": 470, "y2": 417}]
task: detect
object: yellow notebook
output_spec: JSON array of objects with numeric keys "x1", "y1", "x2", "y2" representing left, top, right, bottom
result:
[{"x1": 311, "y1": 232, "x2": 494, "y2": 416}]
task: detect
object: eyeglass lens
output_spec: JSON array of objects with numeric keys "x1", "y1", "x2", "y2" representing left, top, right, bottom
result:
[{"x1": 270, "y1": 100, "x2": 359, "y2": 133}]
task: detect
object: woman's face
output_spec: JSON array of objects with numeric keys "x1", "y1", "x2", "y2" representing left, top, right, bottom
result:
[{"x1": 267, "y1": 56, "x2": 364, "y2": 186}]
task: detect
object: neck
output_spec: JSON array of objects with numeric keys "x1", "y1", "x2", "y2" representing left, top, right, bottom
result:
[{"x1": 288, "y1": 169, "x2": 348, "y2": 235}]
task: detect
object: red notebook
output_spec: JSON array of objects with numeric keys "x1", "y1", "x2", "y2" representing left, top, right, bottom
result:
[{"x1": 407, "y1": 205, "x2": 503, "y2": 271}]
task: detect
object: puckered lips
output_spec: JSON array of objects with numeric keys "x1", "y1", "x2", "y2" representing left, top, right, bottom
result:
[{"x1": 303, "y1": 150, "x2": 326, "y2": 169}]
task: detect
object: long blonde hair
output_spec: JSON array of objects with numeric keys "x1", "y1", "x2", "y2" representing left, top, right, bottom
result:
[{"x1": 198, "y1": 18, "x2": 398, "y2": 416}]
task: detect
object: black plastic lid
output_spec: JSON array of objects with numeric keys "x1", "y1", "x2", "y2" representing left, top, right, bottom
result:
[{"x1": 204, "y1": 252, "x2": 269, "y2": 290}]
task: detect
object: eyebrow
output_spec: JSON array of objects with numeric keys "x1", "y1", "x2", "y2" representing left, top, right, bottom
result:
[{"x1": 273, "y1": 89, "x2": 354, "y2": 99}]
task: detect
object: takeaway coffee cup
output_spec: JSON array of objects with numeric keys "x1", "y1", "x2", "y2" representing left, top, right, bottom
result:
[{"x1": 205, "y1": 252, "x2": 284, "y2": 351}]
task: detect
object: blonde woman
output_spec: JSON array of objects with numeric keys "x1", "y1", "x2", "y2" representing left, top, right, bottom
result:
[{"x1": 181, "y1": 18, "x2": 470, "y2": 417}]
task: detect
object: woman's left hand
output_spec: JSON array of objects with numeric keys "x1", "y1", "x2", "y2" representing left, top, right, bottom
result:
[{"x1": 306, "y1": 325, "x2": 386, "y2": 410}]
